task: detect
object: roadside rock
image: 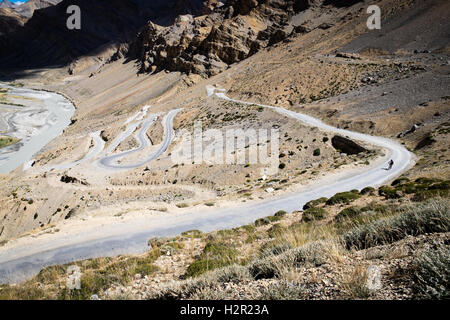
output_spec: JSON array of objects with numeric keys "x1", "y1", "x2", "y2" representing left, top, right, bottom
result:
[
  {"x1": 331, "y1": 135, "x2": 367, "y2": 155},
  {"x1": 415, "y1": 133, "x2": 436, "y2": 150},
  {"x1": 60, "y1": 174, "x2": 88, "y2": 185}
]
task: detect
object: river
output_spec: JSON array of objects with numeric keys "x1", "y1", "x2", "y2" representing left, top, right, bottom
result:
[{"x1": 0, "y1": 83, "x2": 75, "y2": 173}]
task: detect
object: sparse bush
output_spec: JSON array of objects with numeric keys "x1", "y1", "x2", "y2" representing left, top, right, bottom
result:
[
  {"x1": 302, "y1": 207, "x2": 328, "y2": 222},
  {"x1": 395, "y1": 178, "x2": 449, "y2": 201},
  {"x1": 412, "y1": 245, "x2": 450, "y2": 299},
  {"x1": 257, "y1": 280, "x2": 305, "y2": 300},
  {"x1": 361, "y1": 202, "x2": 389, "y2": 214},
  {"x1": 278, "y1": 163, "x2": 286, "y2": 169},
  {"x1": 57, "y1": 249, "x2": 161, "y2": 300},
  {"x1": 411, "y1": 188, "x2": 449, "y2": 202},
  {"x1": 335, "y1": 206, "x2": 362, "y2": 221},
  {"x1": 267, "y1": 223, "x2": 285, "y2": 238},
  {"x1": 313, "y1": 148, "x2": 321, "y2": 156},
  {"x1": 360, "y1": 187, "x2": 375, "y2": 195},
  {"x1": 205, "y1": 265, "x2": 252, "y2": 284},
  {"x1": 255, "y1": 217, "x2": 270, "y2": 226},
  {"x1": 181, "y1": 230, "x2": 203, "y2": 238},
  {"x1": 378, "y1": 186, "x2": 401, "y2": 199},
  {"x1": 259, "y1": 243, "x2": 292, "y2": 258},
  {"x1": 185, "y1": 242, "x2": 239, "y2": 278},
  {"x1": 391, "y1": 177, "x2": 410, "y2": 186},
  {"x1": 340, "y1": 265, "x2": 371, "y2": 299},
  {"x1": 266, "y1": 215, "x2": 280, "y2": 222},
  {"x1": 303, "y1": 197, "x2": 328, "y2": 210},
  {"x1": 241, "y1": 224, "x2": 256, "y2": 233},
  {"x1": 326, "y1": 191, "x2": 360, "y2": 205},
  {"x1": 274, "y1": 210, "x2": 287, "y2": 217},
  {"x1": 248, "y1": 255, "x2": 281, "y2": 280},
  {"x1": 249, "y1": 240, "x2": 337, "y2": 280},
  {"x1": 344, "y1": 200, "x2": 450, "y2": 250}
]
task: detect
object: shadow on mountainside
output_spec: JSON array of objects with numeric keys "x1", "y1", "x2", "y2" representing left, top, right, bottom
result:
[{"x1": 0, "y1": 0, "x2": 204, "y2": 78}]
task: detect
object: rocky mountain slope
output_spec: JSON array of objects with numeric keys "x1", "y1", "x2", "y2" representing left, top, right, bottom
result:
[
  {"x1": 1, "y1": 0, "x2": 368, "y2": 74},
  {"x1": 0, "y1": 7, "x2": 25, "y2": 35},
  {"x1": 0, "y1": 0, "x2": 62, "y2": 35},
  {"x1": 127, "y1": 0, "x2": 368, "y2": 77},
  {"x1": 0, "y1": 1, "x2": 15, "y2": 9},
  {"x1": 14, "y1": 0, "x2": 63, "y2": 18},
  {"x1": 0, "y1": 0, "x2": 205, "y2": 68}
]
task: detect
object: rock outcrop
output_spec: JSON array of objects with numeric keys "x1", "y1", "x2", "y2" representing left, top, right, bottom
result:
[
  {"x1": 130, "y1": 0, "x2": 312, "y2": 77},
  {"x1": 331, "y1": 135, "x2": 367, "y2": 155},
  {"x1": 60, "y1": 174, "x2": 88, "y2": 185}
]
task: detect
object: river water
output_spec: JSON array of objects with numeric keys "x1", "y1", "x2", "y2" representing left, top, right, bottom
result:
[{"x1": 0, "y1": 83, "x2": 75, "y2": 173}]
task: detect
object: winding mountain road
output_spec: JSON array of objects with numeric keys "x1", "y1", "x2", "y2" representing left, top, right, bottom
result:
[
  {"x1": 97, "y1": 109, "x2": 181, "y2": 170},
  {"x1": 0, "y1": 87, "x2": 414, "y2": 284}
]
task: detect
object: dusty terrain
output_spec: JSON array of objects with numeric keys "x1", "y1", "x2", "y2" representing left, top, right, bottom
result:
[{"x1": 0, "y1": 0, "x2": 447, "y2": 242}]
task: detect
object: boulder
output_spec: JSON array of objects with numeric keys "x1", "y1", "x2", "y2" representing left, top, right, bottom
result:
[{"x1": 331, "y1": 135, "x2": 367, "y2": 155}]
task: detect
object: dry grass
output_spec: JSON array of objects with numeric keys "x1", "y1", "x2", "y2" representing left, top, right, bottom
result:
[
  {"x1": 344, "y1": 199, "x2": 450, "y2": 250},
  {"x1": 339, "y1": 265, "x2": 371, "y2": 299}
]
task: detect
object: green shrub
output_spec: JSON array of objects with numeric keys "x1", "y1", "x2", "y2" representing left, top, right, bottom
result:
[
  {"x1": 360, "y1": 187, "x2": 375, "y2": 195},
  {"x1": 274, "y1": 210, "x2": 287, "y2": 217},
  {"x1": 361, "y1": 202, "x2": 389, "y2": 214},
  {"x1": 255, "y1": 217, "x2": 271, "y2": 226},
  {"x1": 410, "y1": 180, "x2": 450, "y2": 201},
  {"x1": 185, "y1": 242, "x2": 239, "y2": 278},
  {"x1": 181, "y1": 230, "x2": 204, "y2": 238},
  {"x1": 326, "y1": 192, "x2": 360, "y2": 205},
  {"x1": 267, "y1": 215, "x2": 281, "y2": 222},
  {"x1": 303, "y1": 197, "x2": 328, "y2": 210},
  {"x1": 378, "y1": 186, "x2": 401, "y2": 199},
  {"x1": 268, "y1": 223, "x2": 285, "y2": 238},
  {"x1": 415, "y1": 177, "x2": 441, "y2": 185},
  {"x1": 344, "y1": 200, "x2": 450, "y2": 250},
  {"x1": 313, "y1": 148, "x2": 321, "y2": 156},
  {"x1": 278, "y1": 163, "x2": 286, "y2": 169},
  {"x1": 412, "y1": 189, "x2": 449, "y2": 202},
  {"x1": 241, "y1": 224, "x2": 256, "y2": 233},
  {"x1": 391, "y1": 177, "x2": 410, "y2": 186},
  {"x1": 302, "y1": 207, "x2": 328, "y2": 222},
  {"x1": 335, "y1": 206, "x2": 362, "y2": 221}
]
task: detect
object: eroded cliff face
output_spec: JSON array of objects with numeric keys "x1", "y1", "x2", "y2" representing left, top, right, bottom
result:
[
  {"x1": 130, "y1": 0, "x2": 316, "y2": 77},
  {"x1": 0, "y1": 0, "x2": 205, "y2": 68}
]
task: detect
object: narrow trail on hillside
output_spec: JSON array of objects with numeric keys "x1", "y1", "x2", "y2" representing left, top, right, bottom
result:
[{"x1": 0, "y1": 86, "x2": 414, "y2": 284}]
